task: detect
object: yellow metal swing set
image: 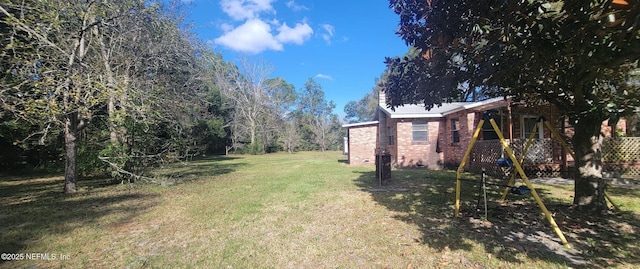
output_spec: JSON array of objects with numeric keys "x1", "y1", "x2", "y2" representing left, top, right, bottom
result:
[{"x1": 454, "y1": 112, "x2": 572, "y2": 248}]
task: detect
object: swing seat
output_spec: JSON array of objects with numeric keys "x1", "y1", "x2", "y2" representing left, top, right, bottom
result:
[
  {"x1": 510, "y1": 185, "x2": 530, "y2": 195},
  {"x1": 497, "y1": 158, "x2": 514, "y2": 167}
]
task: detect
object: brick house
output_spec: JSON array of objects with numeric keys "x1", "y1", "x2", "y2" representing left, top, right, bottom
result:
[
  {"x1": 343, "y1": 94, "x2": 509, "y2": 169},
  {"x1": 343, "y1": 91, "x2": 626, "y2": 172},
  {"x1": 342, "y1": 121, "x2": 379, "y2": 165}
]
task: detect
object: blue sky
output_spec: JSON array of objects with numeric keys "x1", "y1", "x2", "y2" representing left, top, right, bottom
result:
[{"x1": 182, "y1": 0, "x2": 409, "y2": 116}]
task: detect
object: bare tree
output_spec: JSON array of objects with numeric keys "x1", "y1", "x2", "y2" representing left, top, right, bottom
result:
[
  {"x1": 215, "y1": 58, "x2": 275, "y2": 153},
  {"x1": 281, "y1": 119, "x2": 299, "y2": 153}
]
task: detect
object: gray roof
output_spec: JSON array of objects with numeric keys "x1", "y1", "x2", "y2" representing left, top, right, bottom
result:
[
  {"x1": 341, "y1": 121, "x2": 379, "y2": 128},
  {"x1": 379, "y1": 97, "x2": 506, "y2": 118}
]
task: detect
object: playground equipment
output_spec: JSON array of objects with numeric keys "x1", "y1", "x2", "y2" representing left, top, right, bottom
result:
[
  {"x1": 495, "y1": 114, "x2": 620, "y2": 209},
  {"x1": 460, "y1": 168, "x2": 530, "y2": 221},
  {"x1": 455, "y1": 112, "x2": 571, "y2": 248}
]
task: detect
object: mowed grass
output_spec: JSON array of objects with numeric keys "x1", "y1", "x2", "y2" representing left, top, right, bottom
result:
[{"x1": 1, "y1": 151, "x2": 640, "y2": 268}]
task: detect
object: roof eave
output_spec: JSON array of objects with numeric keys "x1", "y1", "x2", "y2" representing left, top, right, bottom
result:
[
  {"x1": 342, "y1": 121, "x2": 380, "y2": 128},
  {"x1": 388, "y1": 114, "x2": 444, "y2": 119}
]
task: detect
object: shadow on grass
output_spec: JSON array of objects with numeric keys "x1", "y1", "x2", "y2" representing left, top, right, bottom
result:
[
  {"x1": 0, "y1": 163, "x2": 64, "y2": 178},
  {"x1": 0, "y1": 176, "x2": 160, "y2": 257},
  {"x1": 0, "y1": 155, "x2": 246, "y2": 259},
  {"x1": 353, "y1": 169, "x2": 640, "y2": 268},
  {"x1": 148, "y1": 155, "x2": 246, "y2": 185}
]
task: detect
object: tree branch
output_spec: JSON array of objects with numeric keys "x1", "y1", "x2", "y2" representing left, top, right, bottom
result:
[
  {"x1": 98, "y1": 156, "x2": 158, "y2": 183},
  {"x1": 0, "y1": 5, "x2": 70, "y2": 58}
]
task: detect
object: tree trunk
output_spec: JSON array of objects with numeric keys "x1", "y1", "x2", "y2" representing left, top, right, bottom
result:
[
  {"x1": 63, "y1": 111, "x2": 79, "y2": 194},
  {"x1": 572, "y1": 114, "x2": 607, "y2": 212},
  {"x1": 100, "y1": 38, "x2": 123, "y2": 146},
  {"x1": 250, "y1": 120, "x2": 256, "y2": 145}
]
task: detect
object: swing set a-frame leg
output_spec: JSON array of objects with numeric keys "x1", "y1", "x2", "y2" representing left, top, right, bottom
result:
[
  {"x1": 456, "y1": 114, "x2": 571, "y2": 248},
  {"x1": 487, "y1": 118, "x2": 571, "y2": 248},
  {"x1": 500, "y1": 119, "x2": 542, "y2": 202},
  {"x1": 455, "y1": 119, "x2": 485, "y2": 218}
]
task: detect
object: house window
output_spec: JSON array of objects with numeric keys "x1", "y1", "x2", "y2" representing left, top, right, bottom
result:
[
  {"x1": 521, "y1": 115, "x2": 543, "y2": 139},
  {"x1": 482, "y1": 113, "x2": 501, "y2": 140},
  {"x1": 388, "y1": 126, "x2": 395, "y2": 145},
  {"x1": 451, "y1": 119, "x2": 460, "y2": 143},
  {"x1": 412, "y1": 121, "x2": 428, "y2": 142},
  {"x1": 388, "y1": 135, "x2": 395, "y2": 146}
]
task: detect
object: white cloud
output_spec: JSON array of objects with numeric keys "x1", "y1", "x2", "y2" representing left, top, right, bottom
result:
[
  {"x1": 269, "y1": 18, "x2": 280, "y2": 25},
  {"x1": 321, "y1": 24, "x2": 335, "y2": 44},
  {"x1": 215, "y1": 19, "x2": 313, "y2": 54},
  {"x1": 276, "y1": 22, "x2": 313, "y2": 45},
  {"x1": 315, "y1": 73, "x2": 333, "y2": 80},
  {"x1": 286, "y1": 0, "x2": 309, "y2": 11},
  {"x1": 214, "y1": 19, "x2": 283, "y2": 54},
  {"x1": 220, "y1": 0, "x2": 276, "y2": 21},
  {"x1": 322, "y1": 24, "x2": 335, "y2": 36},
  {"x1": 215, "y1": 0, "x2": 316, "y2": 53},
  {"x1": 219, "y1": 23, "x2": 234, "y2": 32}
]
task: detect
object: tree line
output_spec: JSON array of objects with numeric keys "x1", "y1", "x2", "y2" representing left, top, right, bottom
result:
[{"x1": 0, "y1": 0, "x2": 343, "y2": 193}]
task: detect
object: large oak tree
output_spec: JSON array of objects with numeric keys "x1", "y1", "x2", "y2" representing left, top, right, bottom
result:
[{"x1": 385, "y1": 0, "x2": 640, "y2": 211}]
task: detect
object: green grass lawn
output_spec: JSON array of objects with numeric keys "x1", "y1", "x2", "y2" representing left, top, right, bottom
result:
[{"x1": 1, "y1": 151, "x2": 640, "y2": 268}]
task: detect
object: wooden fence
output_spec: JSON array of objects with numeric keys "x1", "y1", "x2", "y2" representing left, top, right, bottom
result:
[{"x1": 602, "y1": 137, "x2": 640, "y2": 178}]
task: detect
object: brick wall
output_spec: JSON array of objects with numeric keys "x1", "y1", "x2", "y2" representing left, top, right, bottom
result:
[
  {"x1": 347, "y1": 124, "x2": 378, "y2": 165},
  {"x1": 394, "y1": 118, "x2": 443, "y2": 169},
  {"x1": 441, "y1": 111, "x2": 478, "y2": 168}
]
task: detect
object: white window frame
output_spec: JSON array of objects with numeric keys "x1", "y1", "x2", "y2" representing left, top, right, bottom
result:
[
  {"x1": 451, "y1": 118, "x2": 460, "y2": 143},
  {"x1": 412, "y1": 121, "x2": 428, "y2": 142},
  {"x1": 521, "y1": 115, "x2": 543, "y2": 140}
]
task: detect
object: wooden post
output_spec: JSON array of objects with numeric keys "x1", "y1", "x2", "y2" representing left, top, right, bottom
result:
[{"x1": 507, "y1": 100, "x2": 513, "y2": 141}]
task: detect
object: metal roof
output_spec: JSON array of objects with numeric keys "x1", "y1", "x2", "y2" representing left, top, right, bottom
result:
[
  {"x1": 341, "y1": 121, "x2": 379, "y2": 128},
  {"x1": 379, "y1": 97, "x2": 507, "y2": 118}
]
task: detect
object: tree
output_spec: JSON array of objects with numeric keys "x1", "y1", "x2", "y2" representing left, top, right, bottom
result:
[
  {"x1": 297, "y1": 78, "x2": 338, "y2": 151},
  {"x1": 264, "y1": 77, "x2": 296, "y2": 152},
  {"x1": 1, "y1": 0, "x2": 112, "y2": 192},
  {"x1": 344, "y1": 79, "x2": 380, "y2": 123},
  {"x1": 386, "y1": 0, "x2": 640, "y2": 211},
  {"x1": 123, "y1": 6, "x2": 212, "y2": 163},
  {"x1": 197, "y1": 53, "x2": 233, "y2": 154},
  {"x1": 1, "y1": 0, "x2": 219, "y2": 190},
  {"x1": 281, "y1": 119, "x2": 300, "y2": 153},
  {"x1": 215, "y1": 58, "x2": 273, "y2": 154},
  {"x1": 0, "y1": 2, "x2": 64, "y2": 169},
  {"x1": 214, "y1": 58, "x2": 298, "y2": 154},
  {"x1": 626, "y1": 68, "x2": 640, "y2": 136}
]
